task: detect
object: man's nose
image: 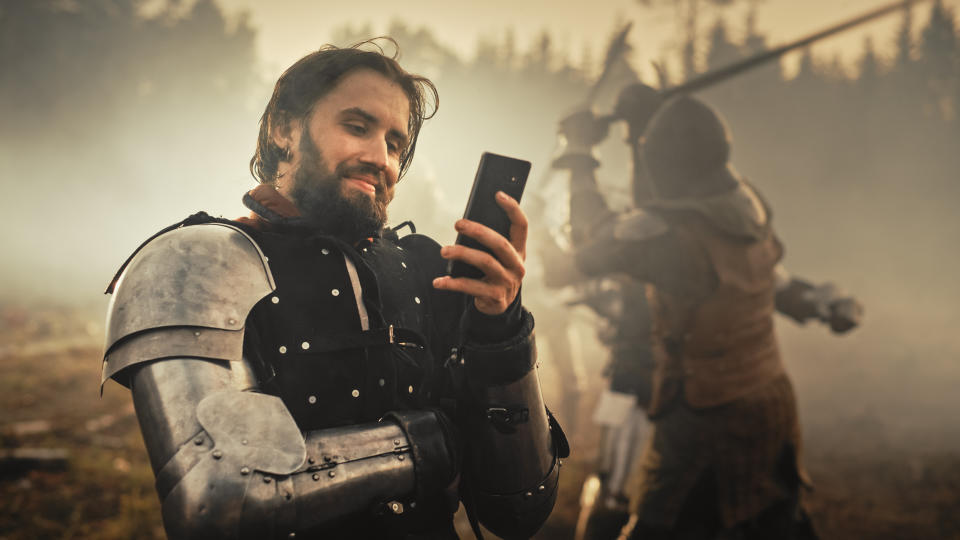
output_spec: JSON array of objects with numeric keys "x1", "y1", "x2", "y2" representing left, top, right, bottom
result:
[
  {"x1": 358, "y1": 137, "x2": 398, "y2": 186},
  {"x1": 359, "y1": 136, "x2": 389, "y2": 171}
]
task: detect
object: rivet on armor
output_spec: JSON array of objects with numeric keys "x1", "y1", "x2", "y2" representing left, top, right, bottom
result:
[
  {"x1": 394, "y1": 440, "x2": 401, "y2": 446},
  {"x1": 271, "y1": 296, "x2": 280, "y2": 304},
  {"x1": 401, "y1": 262, "x2": 407, "y2": 269},
  {"x1": 328, "y1": 471, "x2": 336, "y2": 478},
  {"x1": 264, "y1": 476, "x2": 272, "y2": 484},
  {"x1": 301, "y1": 341, "x2": 310, "y2": 350},
  {"x1": 212, "y1": 450, "x2": 223, "y2": 459},
  {"x1": 321, "y1": 248, "x2": 330, "y2": 255},
  {"x1": 398, "y1": 454, "x2": 405, "y2": 461},
  {"x1": 241, "y1": 439, "x2": 248, "y2": 445},
  {"x1": 363, "y1": 248, "x2": 368, "y2": 253},
  {"x1": 194, "y1": 437, "x2": 204, "y2": 445},
  {"x1": 538, "y1": 484, "x2": 545, "y2": 492},
  {"x1": 331, "y1": 289, "x2": 340, "y2": 297},
  {"x1": 410, "y1": 502, "x2": 417, "y2": 509},
  {"x1": 194, "y1": 331, "x2": 201, "y2": 337},
  {"x1": 308, "y1": 457, "x2": 316, "y2": 464},
  {"x1": 279, "y1": 345, "x2": 287, "y2": 354},
  {"x1": 307, "y1": 395, "x2": 317, "y2": 404},
  {"x1": 229, "y1": 319, "x2": 236, "y2": 325},
  {"x1": 288, "y1": 533, "x2": 296, "y2": 538},
  {"x1": 559, "y1": 460, "x2": 564, "y2": 467},
  {"x1": 407, "y1": 385, "x2": 414, "y2": 394},
  {"x1": 414, "y1": 296, "x2": 421, "y2": 304},
  {"x1": 524, "y1": 492, "x2": 533, "y2": 498},
  {"x1": 312, "y1": 473, "x2": 320, "y2": 481},
  {"x1": 390, "y1": 501, "x2": 404, "y2": 514},
  {"x1": 240, "y1": 466, "x2": 250, "y2": 475},
  {"x1": 379, "y1": 378, "x2": 386, "y2": 387},
  {"x1": 351, "y1": 389, "x2": 360, "y2": 398}
]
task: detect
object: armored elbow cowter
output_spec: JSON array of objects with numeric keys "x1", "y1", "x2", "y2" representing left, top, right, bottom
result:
[
  {"x1": 102, "y1": 223, "x2": 454, "y2": 538},
  {"x1": 459, "y1": 311, "x2": 569, "y2": 539}
]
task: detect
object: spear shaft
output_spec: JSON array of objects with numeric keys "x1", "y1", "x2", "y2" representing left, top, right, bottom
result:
[{"x1": 663, "y1": 0, "x2": 930, "y2": 97}]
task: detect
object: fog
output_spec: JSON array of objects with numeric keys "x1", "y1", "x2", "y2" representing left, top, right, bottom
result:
[{"x1": 1, "y1": 0, "x2": 959, "y2": 535}]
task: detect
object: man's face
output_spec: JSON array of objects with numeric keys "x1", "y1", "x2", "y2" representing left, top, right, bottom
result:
[{"x1": 278, "y1": 68, "x2": 410, "y2": 238}]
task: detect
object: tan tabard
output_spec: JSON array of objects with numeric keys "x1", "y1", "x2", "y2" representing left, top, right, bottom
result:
[{"x1": 647, "y1": 216, "x2": 785, "y2": 416}]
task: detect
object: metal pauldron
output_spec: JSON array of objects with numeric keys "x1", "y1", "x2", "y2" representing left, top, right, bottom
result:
[{"x1": 101, "y1": 223, "x2": 275, "y2": 390}]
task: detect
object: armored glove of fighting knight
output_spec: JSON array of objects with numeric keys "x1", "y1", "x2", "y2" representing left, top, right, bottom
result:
[
  {"x1": 774, "y1": 265, "x2": 864, "y2": 334},
  {"x1": 552, "y1": 109, "x2": 610, "y2": 170}
]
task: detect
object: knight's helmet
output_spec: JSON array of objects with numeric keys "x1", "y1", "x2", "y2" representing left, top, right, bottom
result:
[
  {"x1": 640, "y1": 95, "x2": 740, "y2": 201},
  {"x1": 611, "y1": 83, "x2": 664, "y2": 206}
]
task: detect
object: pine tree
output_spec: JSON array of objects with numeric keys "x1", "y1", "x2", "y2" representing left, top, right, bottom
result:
[
  {"x1": 859, "y1": 36, "x2": 880, "y2": 87},
  {"x1": 705, "y1": 17, "x2": 742, "y2": 73}
]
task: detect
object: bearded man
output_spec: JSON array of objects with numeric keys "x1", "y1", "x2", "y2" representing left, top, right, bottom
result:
[{"x1": 101, "y1": 42, "x2": 566, "y2": 539}]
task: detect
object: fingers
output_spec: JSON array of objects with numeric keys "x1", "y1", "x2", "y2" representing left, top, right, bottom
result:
[
  {"x1": 439, "y1": 244, "x2": 513, "y2": 283},
  {"x1": 432, "y1": 275, "x2": 500, "y2": 301},
  {"x1": 453, "y1": 225, "x2": 524, "y2": 274},
  {"x1": 434, "y1": 192, "x2": 528, "y2": 316},
  {"x1": 432, "y1": 274, "x2": 514, "y2": 315},
  {"x1": 496, "y1": 192, "x2": 528, "y2": 260}
]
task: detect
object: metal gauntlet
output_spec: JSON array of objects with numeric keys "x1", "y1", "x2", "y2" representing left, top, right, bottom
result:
[{"x1": 459, "y1": 310, "x2": 568, "y2": 539}]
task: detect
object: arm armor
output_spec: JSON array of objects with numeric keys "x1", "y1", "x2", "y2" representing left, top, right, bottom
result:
[
  {"x1": 459, "y1": 311, "x2": 569, "y2": 539},
  {"x1": 102, "y1": 224, "x2": 454, "y2": 538},
  {"x1": 773, "y1": 264, "x2": 863, "y2": 333}
]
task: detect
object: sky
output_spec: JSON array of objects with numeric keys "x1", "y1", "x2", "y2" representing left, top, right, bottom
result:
[{"x1": 218, "y1": 0, "x2": 960, "y2": 80}]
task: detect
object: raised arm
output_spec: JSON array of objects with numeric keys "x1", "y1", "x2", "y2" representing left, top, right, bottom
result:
[
  {"x1": 102, "y1": 224, "x2": 457, "y2": 539},
  {"x1": 551, "y1": 109, "x2": 618, "y2": 245}
]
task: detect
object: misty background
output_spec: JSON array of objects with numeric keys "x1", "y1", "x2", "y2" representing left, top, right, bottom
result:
[{"x1": 1, "y1": 0, "x2": 959, "y2": 536}]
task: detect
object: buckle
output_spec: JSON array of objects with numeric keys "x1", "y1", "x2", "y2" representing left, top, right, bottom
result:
[{"x1": 486, "y1": 406, "x2": 529, "y2": 431}]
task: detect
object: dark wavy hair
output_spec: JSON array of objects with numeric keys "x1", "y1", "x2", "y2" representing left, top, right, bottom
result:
[{"x1": 250, "y1": 38, "x2": 438, "y2": 183}]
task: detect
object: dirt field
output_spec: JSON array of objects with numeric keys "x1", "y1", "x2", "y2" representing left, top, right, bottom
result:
[{"x1": 2, "y1": 308, "x2": 959, "y2": 540}]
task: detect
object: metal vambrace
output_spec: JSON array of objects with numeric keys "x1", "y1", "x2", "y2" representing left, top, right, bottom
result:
[
  {"x1": 128, "y1": 356, "x2": 454, "y2": 539},
  {"x1": 459, "y1": 312, "x2": 566, "y2": 539}
]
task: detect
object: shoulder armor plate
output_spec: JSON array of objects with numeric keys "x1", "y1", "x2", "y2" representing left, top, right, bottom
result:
[
  {"x1": 102, "y1": 223, "x2": 274, "y2": 387},
  {"x1": 613, "y1": 209, "x2": 669, "y2": 242}
]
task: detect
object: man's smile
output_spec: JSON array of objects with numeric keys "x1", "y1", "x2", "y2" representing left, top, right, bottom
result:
[{"x1": 343, "y1": 174, "x2": 378, "y2": 196}]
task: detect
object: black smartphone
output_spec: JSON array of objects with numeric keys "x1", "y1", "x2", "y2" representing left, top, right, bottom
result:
[{"x1": 447, "y1": 152, "x2": 531, "y2": 279}]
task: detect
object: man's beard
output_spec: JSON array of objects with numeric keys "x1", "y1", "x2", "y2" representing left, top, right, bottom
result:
[{"x1": 288, "y1": 133, "x2": 390, "y2": 241}]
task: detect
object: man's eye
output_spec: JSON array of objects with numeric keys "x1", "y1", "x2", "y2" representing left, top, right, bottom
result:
[
  {"x1": 387, "y1": 141, "x2": 400, "y2": 154},
  {"x1": 344, "y1": 123, "x2": 366, "y2": 134}
]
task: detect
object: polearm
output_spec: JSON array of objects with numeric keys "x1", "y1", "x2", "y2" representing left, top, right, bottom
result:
[
  {"x1": 534, "y1": 22, "x2": 637, "y2": 189},
  {"x1": 661, "y1": 0, "x2": 930, "y2": 97},
  {"x1": 585, "y1": 22, "x2": 635, "y2": 105}
]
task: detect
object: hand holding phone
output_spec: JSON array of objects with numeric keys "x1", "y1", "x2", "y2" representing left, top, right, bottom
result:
[
  {"x1": 447, "y1": 153, "x2": 530, "y2": 279},
  {"x1": 433, "y1": 152, "x2": 530, "y2": 315}
]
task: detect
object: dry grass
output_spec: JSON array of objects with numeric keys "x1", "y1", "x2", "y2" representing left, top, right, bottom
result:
[{"x1": 2, "y1": 318, "x2": 960, "y2": 539}]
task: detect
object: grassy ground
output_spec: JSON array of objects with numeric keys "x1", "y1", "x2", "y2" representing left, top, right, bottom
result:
[{"x1": 2, "y1": 336, "x2": 960, "y2": 539}]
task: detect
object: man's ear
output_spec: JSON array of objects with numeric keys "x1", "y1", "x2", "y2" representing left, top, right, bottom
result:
[{"x1": 269, "y1": 115, "x2": 300, "y2": 159}]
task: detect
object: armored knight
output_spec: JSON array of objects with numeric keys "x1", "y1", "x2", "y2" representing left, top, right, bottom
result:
[
  {"x1": 101, "y1": 44, "x2": 566, "y2": 539},
  {"x1": 553, "y1": 92, "x2": 862, "y2": 539}
]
